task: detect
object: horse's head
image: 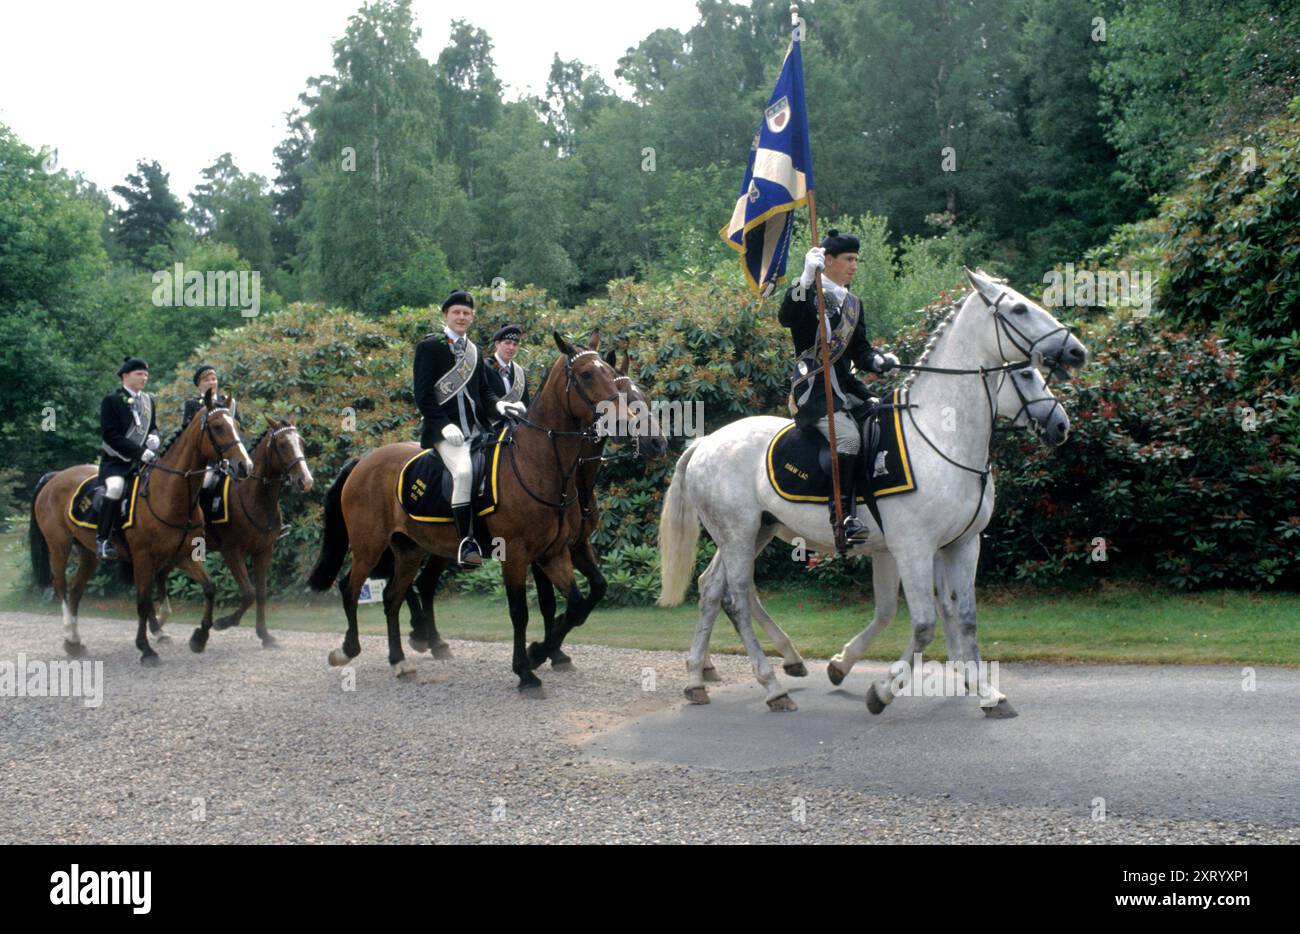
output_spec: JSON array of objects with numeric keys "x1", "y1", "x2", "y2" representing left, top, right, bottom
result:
[
  {"x1": 608, "y1": 347, "x2": 669, "y2": 460},
  {"x1": 265, "y1": 415, "x2": 313, "y2": 492},
  {"x1": 964, "y1": 267, "x2": 1089, "y2": 379},
  {"x1": 994, "y1": 364, "x2": 1070, "y2": 447},
  {"x1": 201, "y1": 388, "x2": 253, "y2": 479},
  {"x1": 550, "y1": 332, "x2": 623, "y2": 430}
]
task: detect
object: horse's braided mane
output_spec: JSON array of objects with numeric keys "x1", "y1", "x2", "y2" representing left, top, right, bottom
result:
[{"x1": 901, "y1": 293, "x2": 966, "y2": 390}]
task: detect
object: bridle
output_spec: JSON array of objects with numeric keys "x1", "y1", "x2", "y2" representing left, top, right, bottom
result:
[
  {"x1": 235, "y1": 424, "x2": 307, "y2": 536},
  {"x1": 138, "y1": 407, "x2": 243, "y2": 554},
  {"x1": 883, "y1": 290, "x2": 1071, "y2": 549}
]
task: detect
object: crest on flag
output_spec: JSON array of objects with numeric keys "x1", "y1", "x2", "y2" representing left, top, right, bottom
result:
[{"x1": 765, "y1": 96, "x2": 791, "y2": 133}]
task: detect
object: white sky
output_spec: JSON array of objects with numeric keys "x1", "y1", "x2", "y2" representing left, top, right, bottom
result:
[{"x1": 0, "y1": 0, "x2": 709, "y2": 203}]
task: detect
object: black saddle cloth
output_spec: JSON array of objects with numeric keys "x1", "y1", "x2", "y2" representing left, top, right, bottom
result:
[
  {"x1": 398, "y1": 426, "x2": 506, "y2": 522},
  {"x1": 766, "y1": 388, "x2": 917, "y2": 503},
  {"x1": 68, "y1": 475, "x2": 140, "y2": 530},
  {"x1": 201, "y1": 475, "x2": 231, "y2": 525}
]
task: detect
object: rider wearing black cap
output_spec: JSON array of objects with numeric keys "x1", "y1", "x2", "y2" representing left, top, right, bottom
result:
[
  {"x1": 484, "y1": 323, "x2": 529, "y2": 429},
  {"x1": 779, "y1": 230, "x2": 899, "y2": 545},
  {"x1": 413, "y1": 290, "x2": 525, "y2": 567},
  {"x1": 96, "y1": 356, "x2": 161, "y2": 559}
]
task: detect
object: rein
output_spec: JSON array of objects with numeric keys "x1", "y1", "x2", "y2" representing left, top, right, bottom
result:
[
  {"x1": 137, "y1": 408, "x2": 240, "y2": 556},
  {"x1": 234, "y1": 426, "x2": 303, "y2": 536}
]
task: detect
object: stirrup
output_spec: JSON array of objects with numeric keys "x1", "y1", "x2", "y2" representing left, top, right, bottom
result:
[
  {"x1": 96, "y1": 538, "x2": 118, "y2": 560},
  {"x1": 841, "y1": 514, "x2": 869, "y2": 544},
  {"x1": 277, "y1": 524, "x2": 292, "y2": 541},
  {"x1": 457, "y1": 536, "x2": 483, "y2": 568}
]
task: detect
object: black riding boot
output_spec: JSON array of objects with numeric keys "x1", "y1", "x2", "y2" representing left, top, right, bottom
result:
[
  {"x1": 95, "y1": 501, "x2": 118, "y2": 560},
  {"x1": 452, "y1": 504, "x2": 482, "y2": 568},
  {"x1": 837, "y1": 453, "x2": 868, "y2": 545}
]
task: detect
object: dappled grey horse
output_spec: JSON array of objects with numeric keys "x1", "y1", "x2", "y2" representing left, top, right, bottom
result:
[{"x1": 659, "y1": 268, "x2": 1087, "y2": 715}]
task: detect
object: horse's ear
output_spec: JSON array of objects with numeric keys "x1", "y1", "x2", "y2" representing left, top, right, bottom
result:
[
  {"x1": 203, "y1": 387, "x2": 214, "y2": 408},
  {"x1": 552, "y1": 332, "x2": 575, "y2": 356},
  {"x1": 619, "y1": 349, "x2": 630, "y2": 375},
  {"x1": 963, "y1": 266, "x2": 999, "y2": 304},
  {"x1": 603, "y1": 349, "x2": 616, "y2": 367},
  {"x1": 589, "y1": 328, "x2": 601, "y2": 351},
  {"x1": 266, "y1": 415, "x2": 280, "y2": 430}
]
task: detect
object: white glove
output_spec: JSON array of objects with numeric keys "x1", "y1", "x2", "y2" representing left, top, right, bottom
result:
[
  {"x1": 497, "y1": 400, "x2": 526, "y2": 418},
  {"x1": 441, "y1": 424, "x2": 464, "y2": 446},
  {"x1": 145, "y1": 433, "x2": 160, "y2": 451},
  {"x1": 140, "y1": 448, "x2": 157, "y2": 464},
  {"x1": 799, "y1": 247, "x2": 826, "y2": 288}
]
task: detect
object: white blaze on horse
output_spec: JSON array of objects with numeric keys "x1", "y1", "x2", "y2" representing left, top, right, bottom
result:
[{"x1": 658, "y1": 268, "x2": 1087, "y2": 715}]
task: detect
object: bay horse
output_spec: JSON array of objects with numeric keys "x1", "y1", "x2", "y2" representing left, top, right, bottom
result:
[
  {"x1": 155, "y1": 416, "x2": 314, "y2": 647},
  {"x1": 308, "y1": 333, "x2": 626, "y2": 691},
  {"x1": 371, "y1": 334, "x2": 668, "y2": 668},
  {"x1": 658, "y1": 268, "x2": 1088, "y2": 714},
  {"x1": 29, "y1": 393, "x2": 252, "y2": 664}
]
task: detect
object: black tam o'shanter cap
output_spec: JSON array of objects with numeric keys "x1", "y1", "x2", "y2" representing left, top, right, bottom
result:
[
  {"x1": 821, "y1": 229, "x2": 860, "y2": 256},
  {"x1": 193, "y1": 363, "x2": 216, "y2": 386},
  {"x1": 493, "y1": 324, "x2": 522, "y2": 342},
  {"x1": 441, "y1": 290, "x2": 475, "y2": 313},
  {"x1": 117, "y1": 356, "x2": 149, "y2": 376}
]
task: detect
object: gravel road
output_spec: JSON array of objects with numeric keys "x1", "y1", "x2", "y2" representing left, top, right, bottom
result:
[{"x1": 1, "y1": 611, "x2": 1295, "y2": 844}]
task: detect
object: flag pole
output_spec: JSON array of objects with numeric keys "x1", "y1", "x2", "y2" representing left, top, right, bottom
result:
[{"x1": 793, "y1": 2, "x2": 846, "y2": 553}]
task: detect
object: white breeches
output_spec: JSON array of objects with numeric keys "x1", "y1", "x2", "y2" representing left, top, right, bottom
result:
[
  {"x1": 103, "y1": 476, "x2": 126, "y2": 500},
  {"x1": 434, "y1": 438, "x2": 473, "y2": 506}
]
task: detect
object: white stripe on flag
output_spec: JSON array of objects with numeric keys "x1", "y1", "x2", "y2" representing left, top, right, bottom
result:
[{"x1": 752, "y1": 147, "x2": 808, "y2": 199}]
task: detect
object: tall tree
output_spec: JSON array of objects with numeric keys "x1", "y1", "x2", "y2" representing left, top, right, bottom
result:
[{"x1": 110, "y1": 159, "x2": 184, "y2": 268}]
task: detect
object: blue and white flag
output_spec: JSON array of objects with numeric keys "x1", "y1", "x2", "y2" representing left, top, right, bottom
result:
[{"x1": 721, "y1": 37, "x2": 815, "y2": 296}]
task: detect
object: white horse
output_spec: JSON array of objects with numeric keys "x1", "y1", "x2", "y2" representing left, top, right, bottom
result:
[{"x1": 658, "y1": 268, "x2": 1087, "y2": 715}]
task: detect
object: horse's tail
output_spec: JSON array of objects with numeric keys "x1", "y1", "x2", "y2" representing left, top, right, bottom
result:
[
  {"x1": 28, "y1": 472, "x2": 56, "y2": 590},
  {"x1": 308, "y1": 458, "x2": 357, "y2": 591},
  {"x1": 657, "y1": 439, "x2": 703, "y2": 607}
]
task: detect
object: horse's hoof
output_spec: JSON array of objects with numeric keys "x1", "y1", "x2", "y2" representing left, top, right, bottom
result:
[
  {"x1": 982, "y1": 699, "x2": 1018, "y2": 719},
  {"x1": 767, "y1": 693, "x2": 798, "y2": 712},
  {"x1": 392, "y1": 659, "x2": 417, "y2": 679},
  {"x1": 188, "y1": 630, "x2": 208, "y2": 654},
  {"x1": 783, "y1": 662, "x2": 808, "y2": 678},
  {"x1": 550, "y1": 659, "x2": 575, "y2": 672},
  {"x1": 526, "y1": 642, "x2": 549, "y2": 670},
  {"x1": 827, "y1": 662, "x2": 847, "y2": 686},
  {"x1": 140, "y1": 653, "x2": 161, "y2": 667},
  {"x1": 63, "y1": 640, "x2": 86, "y2": 658},
  {"x1": 684, "y1": 686, "x2": 710, "y2": 705},
  {"x1": 260, "y1": 637, "x2": 279, "y2": 650},
  {"x1": 408, "y1": 634, "x2": 430, "y2": 654},
  {"x1": 431, "y1": 641, "x2": 453, "y2": 660},
  {"x1": 153, "y1": 631, "x2": 172, "y2": 644},
  {"x1": 865, "y1": 683, "x2": 887, "y2": 716},
  {"x1": 212, "y1": 615, "x2": 237, "y2": 631},
  {"x1": 327, "y1": 648, "x2": 354, "y2": 667},
  {"x1": 518, "y1": 672, "x2": 544, "y2": 696},
  {"x1": 701, "y1": 666, "x2": 722, "y2": 683}
]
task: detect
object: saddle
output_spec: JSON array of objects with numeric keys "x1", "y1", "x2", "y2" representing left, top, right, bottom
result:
[
  {"x1": 67, "y1": 475, "x2": 140, "y2": 531},
  {"x1": 201, "y1": 475, "x2": 232, "y2": 525},
  {"x1": 397, "y1": 426, "x2": 507, "y2": 523},
  {"x1": 766, "y1": 388, "x2": 917, "y2": 514}
]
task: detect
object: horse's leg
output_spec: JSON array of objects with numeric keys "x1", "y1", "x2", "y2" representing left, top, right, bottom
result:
[
  {"x1": 526, "y1": 553, "x2": 586, "y2": 670},
  {"x1": 734, "y1": 526, "x2": 805, "y2": 676},
  {"x1": 213, "y1": 545, "x2": 254, "y2": 631},
  {"x1": 720, "y1": 539, "x2": 793, "y2": 711},
  {"x1": 684, "y1": 549, "x2": 727, "y2": 703},
  {"x1": 59, "y1": 541, "x2": 91, "y2": 657},
  {"x1": 176, "y1": 554, "x2": 217, "y2": 654},
  {"x1": 503, "y1": 554, "x2": 541, "y2": 692},
  {"x1": 532, "y1": 560, "x2": 562, "y2": 664},
  {"x1": 865, "y1": 548, "x2": 938, "y2": 715},
  {"x1": 934, "y1": 551, "x2": 963, "y2": 664},
  {"x1": 251, "y1": 547, "x2": 275, "y2": 647},
  {"x1": 133, "y1": 559, "x2": 161, "y2": 666},
  {"x1": 828, "y1": 551, "x2": 901, "y2": 686},
  {"x1": 945, "y1": 535, "x2": 1015, "y2": 717},
  {"x1": 331, "y1": 544, "x2": 380, "y2": 666},
  {"x1": 383, "y1": 541, "x2": 424, "y2": 678},
  {"x1": 418, "y1": 558, "x2": 452, "y2": 658},
  {"x1": 150, "y1": 571, "x2": 172, "y2": 641}
]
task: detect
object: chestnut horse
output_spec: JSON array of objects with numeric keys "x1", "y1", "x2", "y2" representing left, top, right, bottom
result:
[
  {"x1": 29, "y1": 394, "x2": 252, "y2": 664},
  {"x1": 308, "y1": 334, "x2": 625, "y2": 691},
  {"x1": 155, "y1": 416, "x2": 314, "y2": 647},
  {"x1": 370, "y1": 336, "x2": 668, "y2": 669}
]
